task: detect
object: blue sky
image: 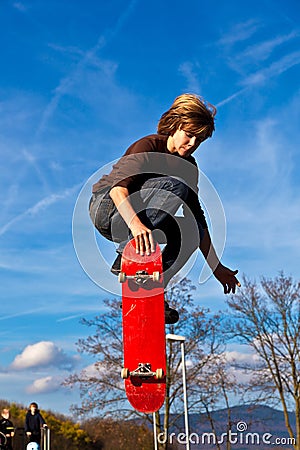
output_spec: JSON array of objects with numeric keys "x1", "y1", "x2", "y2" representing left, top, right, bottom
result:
[{"x1": 1, "y1": 0, "x2": 300, "y2": 415}]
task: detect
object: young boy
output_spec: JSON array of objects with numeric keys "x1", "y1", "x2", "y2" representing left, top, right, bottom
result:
[
  {"x1": 25, "y1": 402, "x2": 47, "y2": 448},
  {"x1": 0, "y1": 408, "x2": 14, "y2": 450},
  {"x1": 89, "y1": 94, "x2": 240, "y2": 323}
]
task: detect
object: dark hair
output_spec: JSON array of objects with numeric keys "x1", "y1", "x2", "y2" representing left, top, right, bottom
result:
[{"x1": 29, "y1": 402, "x2": 38, "y2": 409}]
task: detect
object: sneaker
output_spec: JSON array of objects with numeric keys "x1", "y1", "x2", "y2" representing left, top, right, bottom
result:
[
  {"x1": 165, "y1": 301, "x2": 179, "y2": 325},
  {"x1": 111, "y1": 254, "x2": 122, "y2": 275}
]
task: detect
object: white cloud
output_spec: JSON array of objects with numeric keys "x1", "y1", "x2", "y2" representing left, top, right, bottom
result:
[
  {"x1": 218, "y1": 20, "x2": 261, "y2": 46},
  {"x1": 82, "y1": 363, "x2": 102, "y2": 378},
  {"x1": 0, "y1": 184, "x2": 80, "y2": 237},
  {"x1": 36, "y1": 0, "x2": 138, "y2": 138},
  {"x1": 13, "y1": 2, "x2": 27, "y2": 12},
  {"x1": 217, "y1": 22, "x2": 300, "y2": 91},
  {"x1": 239, "y1": 31, "x2": 300, "y2": 62},
  {"x1": 205, "y1": 86, "x2": 300, "y2": 265},
  {"x1": 26, "y1": 376, "x2": 62, "y2": 394},
  {"x1": 216, "y1": 87, "x2": 249, "y2": 108},
  {"x1": 242, "y1": 50, "x2": 300, "y2": 87},
  {"x1": 11, "y1": 341, "x2": 76, "y2": 371},
  {"x1": 178, "y1": 61, "x2": 201, "y2": 93},
  {"x1": 224, "y1": 350, "x2": 260, "y2": 365}
]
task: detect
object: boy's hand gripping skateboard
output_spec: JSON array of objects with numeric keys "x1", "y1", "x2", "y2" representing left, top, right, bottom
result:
[{"x1": 119, "y1": 238, "x2": 166, "y2": 413}]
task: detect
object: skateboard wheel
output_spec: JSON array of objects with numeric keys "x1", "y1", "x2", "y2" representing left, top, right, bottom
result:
[
  {"x1": 155, "y1": 368, "x2": 164, "y2": 379},
  {"x1": 152, "y1": 271, "x2": 160, "y2": 282},
  {"x1": 121, "y1": 368, "x2": 130, "y2": 379},
  {"x1": 118, "y1": 272, "x2": 126, "y2": 283}
]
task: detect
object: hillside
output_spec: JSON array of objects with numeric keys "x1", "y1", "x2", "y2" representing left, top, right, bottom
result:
[
  {"x1": 1, "y1": 400, "x2": 296, "y2": 449},
  {"x1": 165, "y1": 404, "x2": 296, "y2": 449},
  {"x1": 0, "y1": 400, "x2": 153, "y2": 450}
]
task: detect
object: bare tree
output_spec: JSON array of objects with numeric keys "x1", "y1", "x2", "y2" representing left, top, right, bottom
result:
[
  {"x1": 185, "y1": 354, "x2": 240, "y2": 450},
  {"x1": 227, "y1": 272, "x2": 300, "y2": 450},
  {"x1": 81, "y1": 417, "x2": 154, "y2": 450},
  {"x1": 158, "y1": 279, "x2": 234, "y2": 445},
  {"x1": 66, "y1": 278, "x2": 243, "y2": 450},
  {"x1": 66, "y1": 297, "x2": 128, "y2": 417}
]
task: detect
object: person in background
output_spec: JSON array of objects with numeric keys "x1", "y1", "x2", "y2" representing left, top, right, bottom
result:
[
  {"x1": 24, "y1": 402, "x2": 47, "y2": 448},
  {"x1": 0, "y1": 408, "x2": 14, "y2": 450}
]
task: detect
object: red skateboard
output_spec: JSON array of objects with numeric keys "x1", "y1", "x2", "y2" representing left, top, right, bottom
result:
[{"x1": 119, "y1": 238, "x2": 166, "y2": 413}]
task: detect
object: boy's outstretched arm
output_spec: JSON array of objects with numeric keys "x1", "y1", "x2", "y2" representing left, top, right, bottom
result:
[{"x1": 199, "y1": 228, "x2": 240, "y2": 294}]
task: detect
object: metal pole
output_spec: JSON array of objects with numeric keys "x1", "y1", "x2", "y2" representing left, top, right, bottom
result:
[
  {"x1": 166, "y1": 335, "x2": 190, "y2": 450},
  {"x1": 41, "y1": 427, "x2": 50, "y2": 450},
  {"x1": 181, "y1": 341, "x2": 190, "y2": 450},
  {"x1": 153, "y1": 412, "x2": 158, "y2": 450}
]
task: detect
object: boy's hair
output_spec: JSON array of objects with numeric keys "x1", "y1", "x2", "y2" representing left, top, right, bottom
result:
[
  {"x1": 157, "y1": 93, "x2": 216, "y2": 140},
  {"x1": 29, "y1": 402, "x2": 38, "y2": 409}
]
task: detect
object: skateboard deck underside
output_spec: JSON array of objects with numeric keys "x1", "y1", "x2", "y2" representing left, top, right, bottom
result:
[{"x1": 121, "y1": 240, "x2": 166, "y2": 413}]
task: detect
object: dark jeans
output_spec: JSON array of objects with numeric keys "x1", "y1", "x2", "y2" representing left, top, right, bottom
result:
[
  {"x1": 28, "y1": 432, "x2": 41, "y2": 444},
  {"x1": 1, "y1": 439, "x2": 13, "y2": 450},
  {"x1": 89, "y1": 176, "x2": 201, "y2": 284}
]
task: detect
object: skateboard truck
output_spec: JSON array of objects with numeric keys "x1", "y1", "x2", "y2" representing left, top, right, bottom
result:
[
  {"x1": 121, "y1": 363, "x2": 164, "y2": 380},
  {"x1": 118, "y1": 270, "x2": 160, "y2": 285}
]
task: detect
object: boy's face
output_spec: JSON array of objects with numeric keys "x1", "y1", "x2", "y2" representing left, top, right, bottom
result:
[
  {"x1": 169, "y1": 127, "x2": 205, "y2": 158},
  {"x1": 30, "y1": 405, "x2": 37, "y2": 414},
  {"x1": 1, "y1": 409, "x2": 9, "y2": 419}
]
